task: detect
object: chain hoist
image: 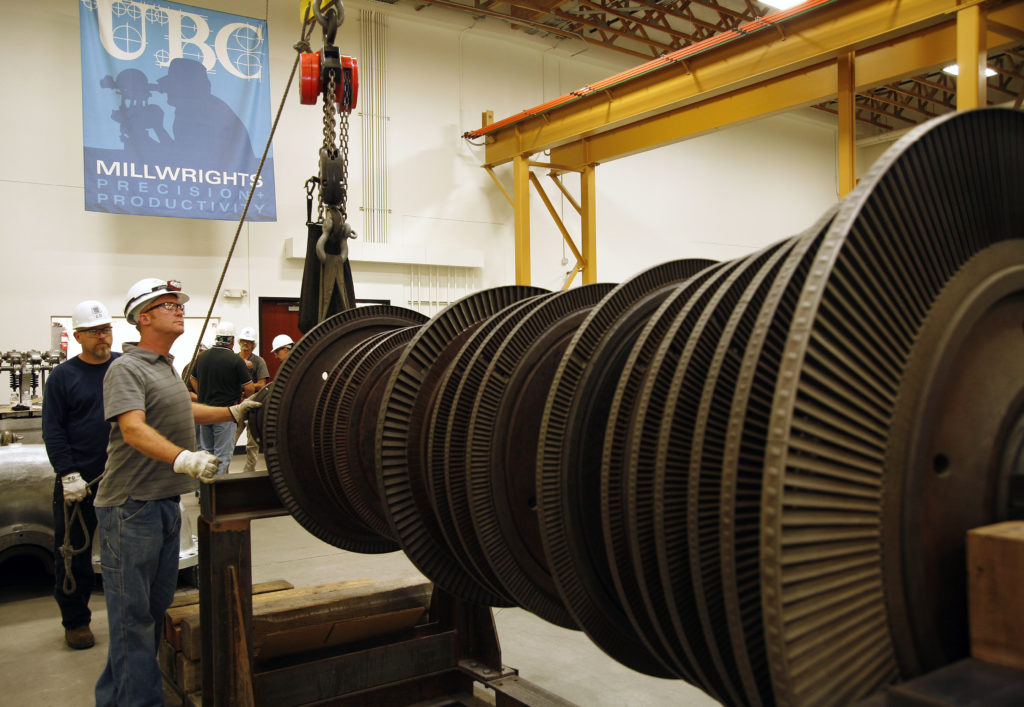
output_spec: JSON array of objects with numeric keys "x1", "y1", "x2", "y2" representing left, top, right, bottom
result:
[{"x1": 298, "y1": 0, "x2": 359, "y2": 326}]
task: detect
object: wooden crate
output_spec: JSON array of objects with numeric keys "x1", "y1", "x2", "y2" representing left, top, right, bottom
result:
[{"x1": 968, "y1": 521, "x2": 1024, "y2": 670}]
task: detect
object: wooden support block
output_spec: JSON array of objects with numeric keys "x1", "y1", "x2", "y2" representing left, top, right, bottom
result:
[
  {"x1": 257, "y1": 606, "x2": 428, "y2": 660},
  {"x1": 165, "y1": 579, "x2": 295, "y2": 649},
  {"x1": 176, "y1": 652, "x2": 202, "y2": 694},
  {"x1": 158, "y1": 638, "x2": 177, "y2": 683},
  {"x1": 968, "y1": 521, "x2": 1024, "y2": 670},
  {"x1": 178, "y1": 578, "x2": 379, "y2": 660},
  {"x1": 252, "y1": 579, "x2": 433, "y2": 660},
  {"x1": 169, "y1": 578, "x2": 293, "y2": 609},
  {"x1": 162, "y1": 676, "x2": 185, "y2": 707}
]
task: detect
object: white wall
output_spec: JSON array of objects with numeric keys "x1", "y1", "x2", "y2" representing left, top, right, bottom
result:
[{"x1": 0, "y1": 0, "x2": 847, "y2": 352}]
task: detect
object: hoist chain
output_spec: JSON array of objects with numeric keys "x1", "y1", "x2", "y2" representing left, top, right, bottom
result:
[{"x1": 318, "y1": 58, "x2": 350, "y2": 225}]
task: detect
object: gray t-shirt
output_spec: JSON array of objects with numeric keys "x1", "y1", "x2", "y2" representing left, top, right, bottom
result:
[
  {"x1": 94, "y1": 343, "x2": 198, "y2": 506},
  {"x1": 245, "y1": 353, "x2": 269, "y2": 384}
]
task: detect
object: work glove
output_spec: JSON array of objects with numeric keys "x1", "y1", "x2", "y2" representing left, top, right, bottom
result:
[
  {"x1": 61, "y1": 472, "x2": 89, "y2": 504},
  {"x1": 229, "y1": 399, "x2": 262, "y2": 424},
  {"x1": 173, "y1": 450, "x2": 220, "y2": 483}
]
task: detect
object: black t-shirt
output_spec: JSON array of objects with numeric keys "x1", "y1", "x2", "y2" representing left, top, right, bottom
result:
[{"x1": 192, "y1": 345, "x2": 250, "y2": 407}]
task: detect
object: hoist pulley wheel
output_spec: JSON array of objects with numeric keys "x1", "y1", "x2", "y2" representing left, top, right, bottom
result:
[{"x1": 299, "y1": 51, "x2": 359, "y2": 110}]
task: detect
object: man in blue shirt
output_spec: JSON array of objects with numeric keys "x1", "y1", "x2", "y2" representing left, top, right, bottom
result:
[{"x1": 42, "y1": 299, "x2": 120, "y2": 650}]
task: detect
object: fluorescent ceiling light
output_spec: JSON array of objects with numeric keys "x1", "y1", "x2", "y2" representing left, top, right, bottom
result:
[
  {"x1": 760, "y1": 1, "x2": 805, "y2": 8},
  {"x1": 942, "y1": 64, "x2": 998, "y2": 77}
]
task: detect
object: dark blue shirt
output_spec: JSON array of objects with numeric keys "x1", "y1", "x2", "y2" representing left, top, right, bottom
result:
[{"x1": 42, "y1": 353, "x2": 120, "y2": 481}]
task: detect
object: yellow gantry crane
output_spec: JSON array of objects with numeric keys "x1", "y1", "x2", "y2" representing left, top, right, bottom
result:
[{"x1": 465, "y1": 0, "x2": 1024, "y2": 286}]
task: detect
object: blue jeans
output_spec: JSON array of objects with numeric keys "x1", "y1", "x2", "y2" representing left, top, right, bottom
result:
[
  {"x1": 199, "y1": 420, "x2": 237, "y2": 475},
  {"x1": 95, "y1": 498, "x2": 180, "y2": 707}
]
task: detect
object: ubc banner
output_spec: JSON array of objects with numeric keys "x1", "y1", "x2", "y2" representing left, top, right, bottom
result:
[{"x1": 80, "y1": 0, "x2": 276, "y2": 221}]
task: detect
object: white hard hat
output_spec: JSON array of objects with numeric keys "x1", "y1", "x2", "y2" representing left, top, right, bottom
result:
[
  {"x1": 71, "y1": 300, "x2": 112, "y2": 330},
  {"x1": 239, "y1": 326, "x2": 257, "y2": 342},
  {"x1": 271, "y1": 334, "x2": 294, "y2": 352},
  {"x1": 124, "y1": 278, "x2": 189, "y2": 325},
  {"x1": 216, "y1": 321, "x2": 236, "y2": 339}
]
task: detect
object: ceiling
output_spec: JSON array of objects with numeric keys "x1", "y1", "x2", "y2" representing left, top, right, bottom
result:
[{"x1": 404, "y1": 0, "x2": 1024, "y2": 134}]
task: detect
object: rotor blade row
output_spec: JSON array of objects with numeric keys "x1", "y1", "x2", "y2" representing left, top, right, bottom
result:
[{"x1": 259, "y1": 110, "x2": 1024, "y2": 707}]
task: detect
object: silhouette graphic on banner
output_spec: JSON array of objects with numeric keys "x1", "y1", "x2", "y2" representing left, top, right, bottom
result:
[{"x1": 101, "y1": 59, "x2": 256, "y2": 168}]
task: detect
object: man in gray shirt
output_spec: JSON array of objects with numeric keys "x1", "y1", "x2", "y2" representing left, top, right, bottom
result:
[{"x1": 93, "y1": 278, "x2": 259, "y2": 707}]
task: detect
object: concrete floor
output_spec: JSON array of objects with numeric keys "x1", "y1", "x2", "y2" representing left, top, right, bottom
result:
[{"x1": 0, "y1": 455, "x2": 720, "y2": 707}]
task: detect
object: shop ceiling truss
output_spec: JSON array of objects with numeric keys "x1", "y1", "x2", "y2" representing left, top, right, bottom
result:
[{"x1": 814, "y1": 45, "x2": 1024, "y2": 131}]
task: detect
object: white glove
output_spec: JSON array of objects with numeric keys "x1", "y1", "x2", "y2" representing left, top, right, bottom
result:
[
  {"x1": 229, "y1": 399, "x2": 262, "y2": 424},
  {"x1": 61, "y1": 472, "x2": 89, "y2": 504},
  {"x1": 173, "y1": 450, "x2": 220, "y2": 483}
]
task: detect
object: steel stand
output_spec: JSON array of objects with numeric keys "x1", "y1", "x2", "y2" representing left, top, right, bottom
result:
[{"x1": 198, "y1": 471, "x2": 574, "y2": 707}]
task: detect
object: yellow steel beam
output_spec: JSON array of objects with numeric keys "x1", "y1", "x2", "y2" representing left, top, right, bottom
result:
[
  {"x1": 563, "y1": 262, "x2": 583, "y2": 290},
  {"x1": 529, "y1": 171, "x2": 584, "y2": 266},
  {"x1": 482, "y1": 0, "x2": 1024, "y2": 168},
  {"x1": 485, "y1": 166, "x2": 514, "y2": 207},
  {"x1": 581, "y1": 165, "x2": 597, "y2": 285},
  {"x1": 549, "y1": 174, "x2": 582, "y2": 216},
  {"x1": 549, "y1": 8, "x2": 1023, "y2": 168},
  {"x1": 513, "y1": 155, "x2": 530, "y2": 286},
  {"x1": 552, "y1": 60, "x2": 838, "y2": 168},
  {"x1": 957, "y1": 4, "x2": 988, "y2": 110},
  {"x1": 837, "y1": 50, "x2": 856, "y2": 197}
]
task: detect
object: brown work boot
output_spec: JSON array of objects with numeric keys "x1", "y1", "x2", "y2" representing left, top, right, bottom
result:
[{"x1": 65, "y1": 625, "x2": 95, "y2": 650}]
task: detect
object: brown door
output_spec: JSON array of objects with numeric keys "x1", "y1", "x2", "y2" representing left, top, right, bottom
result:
[{"x1": 258, "y1": 298, "x2": 302, "y2": 380}]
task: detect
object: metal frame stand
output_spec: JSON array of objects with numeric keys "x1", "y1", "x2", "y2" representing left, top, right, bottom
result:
[{"x1": 198, "y1": 472, "x2": 573, "y2": 707}]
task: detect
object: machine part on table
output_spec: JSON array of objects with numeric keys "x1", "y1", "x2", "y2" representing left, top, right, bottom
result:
[
  {"x1": 256, "y1": 109, "x2": 1024, "y2": 706},
  {"x1": 1, "y1": 350, "x2": 63, "y2": 410}
]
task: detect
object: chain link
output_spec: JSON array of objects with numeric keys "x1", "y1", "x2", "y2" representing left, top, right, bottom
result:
[
  {"x1": 318, "y1": 69, "x2": 349, "y2": 223},
  {"x1": 338, "y1": 109, "x2": 349, "y2": 222}
]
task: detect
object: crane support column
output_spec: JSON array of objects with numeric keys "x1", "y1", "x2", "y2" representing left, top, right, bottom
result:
[
  {"x1": 957, "y1": 4, "x2": 988, "y2": 110},
  {"x1": 581, "y1": 165, "x2": 597, "y2": 284},
  {"x1": 837, "y1": 51, "x2": 856, "y2": 197},
  {"x1": 514, "y1": 154, "x2": 531, "y2": 286}
]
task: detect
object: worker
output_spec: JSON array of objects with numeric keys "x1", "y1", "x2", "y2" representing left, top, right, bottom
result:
[
  {"x1": 190, "y1": 321, "x2": 254, "y2": 475},
  {"x1": 235, "y1": 326, "x2": 269, "y2": 473},
  {"x1": 93, "y1": 278, "x2": 259, "y2": 707},
  {"x1": 180, "y1": 343, "x2": 208, "y2": 402},
  {"x1": 271, "y1": 333, "x2": 294, "y2": 363},
  {"x1": 41, "y1": 300, "x2": 120, "y2": 650}
]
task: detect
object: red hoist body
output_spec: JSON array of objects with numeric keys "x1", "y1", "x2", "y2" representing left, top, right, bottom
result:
[{"x1": 299, "y1": 51, "x2": 358, "y2": 110}]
